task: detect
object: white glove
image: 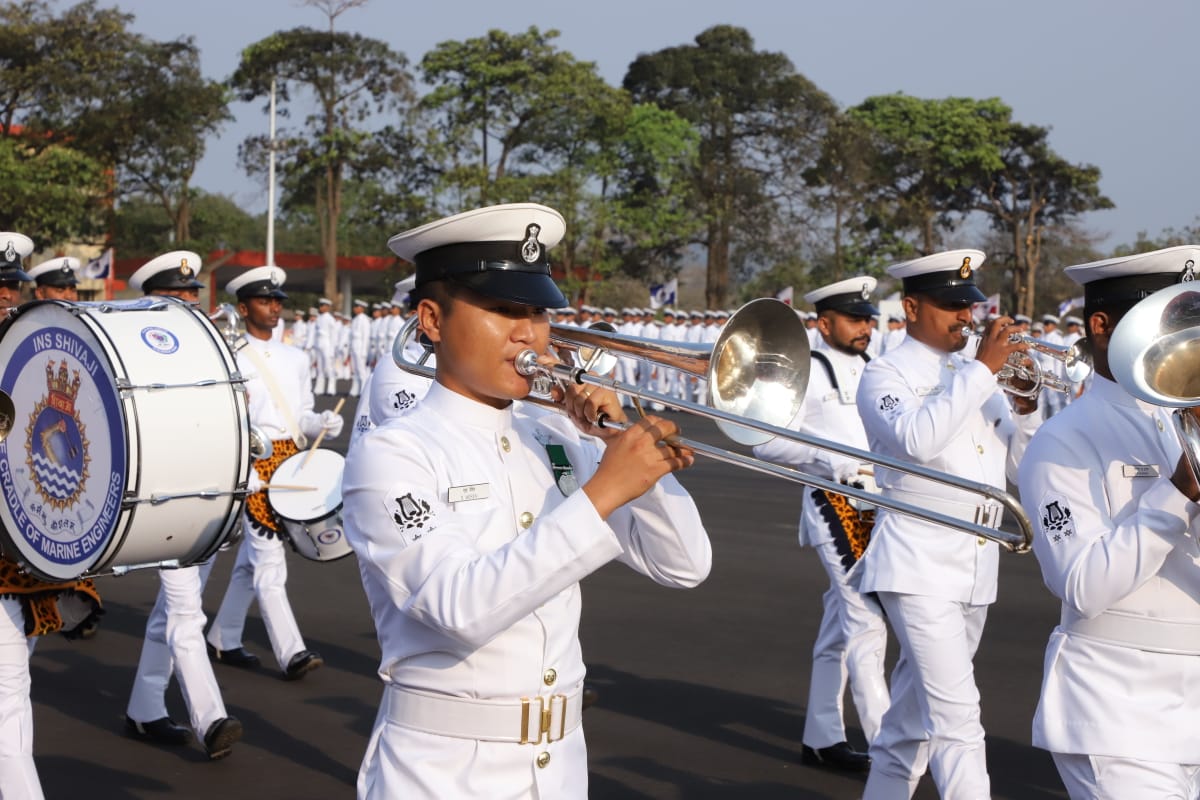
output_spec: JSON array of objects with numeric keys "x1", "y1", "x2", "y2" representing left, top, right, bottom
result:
[
  {"x1": 246, "y1": 469, "x2": 264, "y2": 494},
  {"x1": 319, "y1": 409, "x2": 344, "y2": 438}
]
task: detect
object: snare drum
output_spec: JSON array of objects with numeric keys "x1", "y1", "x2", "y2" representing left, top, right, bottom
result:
[
  {"x1": 267, "y1": 449, "x2": 352, "y2": 562},
  {"x1": 0, "y1": 298, "x2": 250, "y2": 581}
]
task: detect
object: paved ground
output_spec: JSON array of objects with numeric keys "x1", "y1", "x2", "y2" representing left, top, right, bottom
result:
[{"x1": 28, "y1": 397, "x2": 1070, "y2": 799}]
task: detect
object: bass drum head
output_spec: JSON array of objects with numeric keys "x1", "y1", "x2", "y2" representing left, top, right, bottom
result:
[{"x1": 0, "y1": 303, "x2": 129, "y2": 581}]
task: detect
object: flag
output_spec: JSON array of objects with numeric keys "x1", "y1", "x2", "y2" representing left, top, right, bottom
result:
[
  {"x1": 82, "y1": 248, "x2": 113, "y2": 279},
  {"x1": 1058, "y1": 296, "x2": 1084, "y2": 316},
  {"x1": 775, "y1": 286, "x2": 794, "y2": 306},
  {"x1": 648, "y1": 278, "x2": 677, "y2": 309},
  {"x1": 972, "y1": 293, "x2": 1001, "y2": 323}
]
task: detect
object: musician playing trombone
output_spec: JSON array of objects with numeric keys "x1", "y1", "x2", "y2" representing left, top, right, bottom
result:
[
  {"x1": 342, "y1": 203, "x2": 712, "y2": 800},
  {"x1": 853, "y1": 249, "x2": 1041, "y2": 799},
  {"x1": 754, "y1": 276, "x2": 891, "y2": 773},
  {"x1": 1017, "y1": 246, "x2": 1200, "y2": 799}
]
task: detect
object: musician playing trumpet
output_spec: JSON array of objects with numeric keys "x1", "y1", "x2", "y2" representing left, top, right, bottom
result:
[
  {"x1": 1017, "y1": 245, "x2": 1200, "y2": 799},
  {"x1": 853, "y1": 250, "x2": 1041, "y2": 799},
  {"x1": 342, "y1": 203, "x2": 711, "y2": 800}
]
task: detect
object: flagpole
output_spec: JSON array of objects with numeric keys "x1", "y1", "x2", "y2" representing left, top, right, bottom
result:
[
  {"x1": 105, "y1": 247, "x2": 114, "y2": 301},
  {"x1": 266, "y1": 77, "x2": 277, "y2": 267}
]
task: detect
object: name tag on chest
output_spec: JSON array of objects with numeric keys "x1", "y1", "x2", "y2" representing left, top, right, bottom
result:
[
  {"x1": 448, "y1": 483, "x2": 490, "y2": 503},
  {"x1": 1121, "y1": 464, "x2": 1160, "y2": 478},
  {"x1": 915, "y1": 385, "x2": 944, "y2": 397}
]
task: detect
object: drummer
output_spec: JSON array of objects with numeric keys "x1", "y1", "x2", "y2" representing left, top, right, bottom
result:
[
  {"x1": 29, "y1": 257, "x2": 80, "y2": 302},
  {"x1": 0, "y1": 233, "x2": 103, "y2": 799},
  {"x1": 206, "y1": 265, "x2": 342, "y2": 680},
  {"x1": 124, "y1": 250, "x2": 244, "y2": 760},
  {"x1": 0, "y1": 232, "x2": 33, "y2": 321}
]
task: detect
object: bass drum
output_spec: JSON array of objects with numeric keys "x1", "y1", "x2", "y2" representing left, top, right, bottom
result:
[
  {"x1": 0, "y1": 298, "x2": 250, "y2": 581},
  {"x1": 267, "y1": 449, "x2": 352, "y2": 562}
]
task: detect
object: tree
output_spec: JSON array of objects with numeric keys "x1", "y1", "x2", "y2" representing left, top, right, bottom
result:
[
  {"x1": 0, "y1": 136, "x2": 106, "y2": 249},
  {"x1": 802, "y1": 111, "x2": 885, "y2": 278},
  {"x1": 624, "y1": 25, "x2": 837, "y2": 308},
  {"x1": 3, "y1": 2, "x2": 231, "y2": 249},
  {"x1": 849, "y1": 94, "x2": 1011, "y2": 255},
  {"x1": 231, "y1": 14, "x2": 412, "y2": 303},
  {"x1": 974, "y1": 122, "x2": 1112, "y2": 315}
]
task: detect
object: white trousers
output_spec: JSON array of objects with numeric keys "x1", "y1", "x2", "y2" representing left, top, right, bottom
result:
[
  {"x1": 863, "y1": 593, "x2": 990, "y2": 800},
  {"x1": 0, "y1": 598, "x2": 42, "y2": 800},
  {"x1": 350, "y1": 349, "x2": 369, "y2": 397},
  {"x1": 207, "y1": 524, "x2": 305, "y2": 671},
  {"x1": 1053, "y1": 752, "x2": 1200, "y2": 800},
  {"x1": 126, "y1": 559, "x2": 226, "y2": 738},
  {"x1": 804, "y1": 540, "x2": 889, "y2": 748},
  {"x1": 313, "y1": 345, "x2": 337, "y2": 395}
]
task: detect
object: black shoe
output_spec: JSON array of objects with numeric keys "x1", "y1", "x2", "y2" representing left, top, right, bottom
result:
[
  {"x1": 203, "y1": 716, "x2": 243, "y2": 761},
  {"x1": 283, "y1": 649, "x2": 323, "y2": 681},
  {"x1": 207, "y1": 644, "x2": 260, "y2": 669},
  {"x1": 581, "y1": 686, "x2": 600, "y2": 711},
  {"x1": 801, "y1": 742, "x2": 871, "y2": 773},
  {"x1": 125, "y1": 715, "x2": 193, "y2": 747}
]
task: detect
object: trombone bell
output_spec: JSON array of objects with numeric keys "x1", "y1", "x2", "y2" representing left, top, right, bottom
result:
[{"x1": 708, "y1": 299, "x2": 810, "y2": 445}]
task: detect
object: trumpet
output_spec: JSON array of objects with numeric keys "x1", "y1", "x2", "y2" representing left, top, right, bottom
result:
[
  {"x1": 394, "y1": 300, "x2": 1034, "y2": 551},
  {"x1": 1110, "y1": 281, "x2": 1200, "y2": 480},
  {"x1": 960, "y1": 326, "x2": 1092, "y2": 397}
]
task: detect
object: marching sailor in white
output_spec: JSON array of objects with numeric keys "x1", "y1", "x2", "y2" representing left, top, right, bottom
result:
[
  {"x1": 348, "y1": 297, "x2": 371, "y2": 397},
  {"x1": 28, "y1": 256, "x2": 80, "y2": 302},
  {"x1": 1017, "y1": 245, "x2": 1200, "y2": 799},
  {"x1": 311, "y1": 297, "x2": 338, "y2": 395},
  {"x1": 124, "y1": 251, "x2": 243, "y2": 760},
  {"x1": 343, "y1": 203, "x2": 712, "y2": 800},
  {"x1": 854, "y1": 249, "x2": 1041, "y2": 799},
  {"x1": 206, "y1": 266, "x2": 342, "y2": 680},
  {"x1": 755, "y1": 276, "x2": 890, "y2": 774}
]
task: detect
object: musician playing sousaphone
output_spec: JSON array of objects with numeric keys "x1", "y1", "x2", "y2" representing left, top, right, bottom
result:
[
  {"x1": 753, "y1": 276, "x2": 890, "y2": 773},
  {"x1": 205, "y1": 266, "x2": 341, "y2": 680},
  {"x1": 0, "y1": 235, "x2": 102, "y2": 799},
  {"x1": 1017, "y1": 245, "x2": 1200, "y2": 799}
]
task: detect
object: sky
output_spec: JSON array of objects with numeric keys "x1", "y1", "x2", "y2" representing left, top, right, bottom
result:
[{"x1": 97, "y1": 0, "x2": 1199, "y2": 252}]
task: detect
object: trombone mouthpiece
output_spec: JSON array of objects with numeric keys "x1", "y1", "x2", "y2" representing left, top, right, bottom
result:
[{"x1": 514, "y1": 350, "x2": 541, "y2": 376}]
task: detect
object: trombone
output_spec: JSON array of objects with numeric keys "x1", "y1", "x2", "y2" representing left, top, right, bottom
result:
[{"x1": 394, "y1": 300, "x2": 1033, "y2": 552}]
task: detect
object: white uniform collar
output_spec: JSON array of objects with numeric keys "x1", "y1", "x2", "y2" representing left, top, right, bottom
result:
[
  {"x1": 426, "y1": 380, "x2": 514, "y2": 432},
  {"x1": 896, "y1": 334, "x2": 955, "y2": 367},
  {"x1": 1088, "y1": 372, "x2": 1153, "y2": 412}
]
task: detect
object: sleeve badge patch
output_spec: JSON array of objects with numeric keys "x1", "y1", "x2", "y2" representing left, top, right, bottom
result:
[
  {"x1": 391, "y1": 389, "x2": 417, "y2": 412},
  {"x1": 384, "y1": 491, "x2": 435, "y2": 544},
  {"x1": 1039, "y1": 492, "x2": 1076, "y2": 543}
]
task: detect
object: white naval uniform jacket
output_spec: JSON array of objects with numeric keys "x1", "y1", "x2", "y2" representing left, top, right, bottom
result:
[
  {"x1": 754, "y1": 344, "x2": 869, "y2": 547},
  {"x1": 342, "y1": 381, "x2": 711, "y2": 798},
  {"x1": 1017, "y1": 375, "x2": 1200, "y2": 763},
  {"x1": 854, "y1": 336, "x2": 1039, "y2": 605},
  {"x1": 237, "y1": 335, "x2": 322, "y2": 443}
]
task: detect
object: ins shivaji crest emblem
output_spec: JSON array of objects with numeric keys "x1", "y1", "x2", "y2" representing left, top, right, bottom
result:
[
  {"x1": 26, "y1": 360, "x2": 90, "y2": 509},
  {"x1": 520, "y1": 223, "x2": 542, "y2": 264}
]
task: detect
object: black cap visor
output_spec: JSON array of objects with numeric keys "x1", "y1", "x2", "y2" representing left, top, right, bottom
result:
[
  {"x1": 816, "y1": 295, "x2": 880, "y2": 318},
  {"x1": 144, "y1": 269, "x2": 204, "y2": 291},
  {"x1": 451, "y1": 269, "x2": 567, "y2": 309},
  {"x1": 0, "y1": 267, "x2": 32, "y2": 283}
]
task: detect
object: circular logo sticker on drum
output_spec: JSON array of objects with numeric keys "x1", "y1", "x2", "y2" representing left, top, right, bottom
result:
[
  {"x1": 140, "y1": 326, "x2": 179, "y2": 354},
  {"x1": 316, "y1": 527, "x2": 343, "y2": 546},
  {"x1": 0, "y1": 322, "x2": 127, "y2": 577}
]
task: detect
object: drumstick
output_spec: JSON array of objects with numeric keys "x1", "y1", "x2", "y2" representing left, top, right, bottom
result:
[
  {"x1": 301, "y1": 397, "x2": 345, "y2": 469},
  {"x1": 260, "y1": 484, "x2": 318, "y2": 491}
]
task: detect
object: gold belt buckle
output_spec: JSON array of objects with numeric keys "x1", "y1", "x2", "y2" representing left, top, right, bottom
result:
[{"x1": 519, "y1": 694, "x2": 569, "y2": 744}]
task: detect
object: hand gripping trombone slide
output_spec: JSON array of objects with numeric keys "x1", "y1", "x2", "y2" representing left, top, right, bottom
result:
[{"x1": 394, "y1": 300, "x2": 1034, "y2": 552}]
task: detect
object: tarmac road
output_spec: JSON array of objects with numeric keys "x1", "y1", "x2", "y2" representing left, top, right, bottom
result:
[{"x1": 27, "y1": 398, "x2": 1069, "y2": 799}]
